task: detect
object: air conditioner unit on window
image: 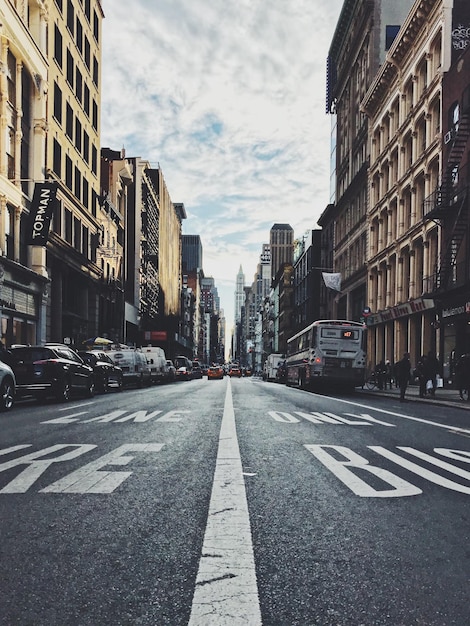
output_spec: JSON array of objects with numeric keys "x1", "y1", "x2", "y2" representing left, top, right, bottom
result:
[{"x1": 444, "y1": 130, "x2": 453, "y2": 144}]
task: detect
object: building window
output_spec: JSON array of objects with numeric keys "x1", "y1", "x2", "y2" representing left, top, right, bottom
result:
[
  {"x1": 65, "y1": 208, "x2": 73, "y2": 244},
  {"x1": 84, "y1": 0, "x2": 90, "y2": 22},
  {"x1": 92, "y1": 99, "x2": 98, "y2": 130},
  {"x1": 53, "y1": 139, "x2": 62, "y2": 176},
  {"x1": 92, "y1": 56, "x2": 99, "y2": 87},
  {"x1": 83, "y1": 131, "x2": 89, "y2": 163},
  {"x1": 66, "y1": 102, "x2": 73, "y2": 140},
  {"x1": 67, "y1": 0, "x2": 75, "y2": 35},
  {"x1": 84, "y1": 36, "x2": 90, "y2": 69},
  {"x1": 65, "y1": 155, "x2": 73, "y2": 190},
  {"x1": 55, "y1": 0, "x2": 63, "y2": 12},
  {"x1": 76, "y1": 17, "x2": 83, "y2": 53},
  {"x1": 91, "y1": 145, "x2": 97, "y2": 175},
  {"x1": 75, "y1": 118, "x2": 82, "y2": 152},
  {"x1": 82, "y1": 177, "x2": 89, "y2": 208},
  {"x1": 75, "y1": 68, "x2": 83, "y2": 103},
  {"x1": 74, "y1": 216, "x2": 81, "y2": 250},
  {"x1": 93, "y1": 10, "x2": 99, "y2": 41},
  {"x1": 53, "y1": 82, "x2": 62, "y2": 123},
  {"x1": 54, "y1": 25, "x2": 63, "y2": 68},
  {"x1": 53, "y1": 199, "x2": 63, "y2": 236},
  {"x1": 74, "y1": 166, "x2": 81, "y2": 200},
  {"x1": 66, "y1": 49, "x2": 74, "y2": 87},
  {"x1": 84, "y1": 83, "x2": 90, "y2": 116},
  {"x1": 82, "y1": 225, "x2": 89, "y2": 257}
]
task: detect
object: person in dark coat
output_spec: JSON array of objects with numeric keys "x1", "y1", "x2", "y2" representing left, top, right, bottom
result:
[
  {"x1": 385, "y1": 360, "x2": 393, "y2": 389},
  {"x1": 415, "y1": 354, "x2": 428, "y2": 398},
  {"x1": 425, "y1": 351, "x2": 441, "y2": 396},
  {"x1": 395, "y1": 352, "x2": 412, "y2": 402},
  {"x1": 375, "y1": 360, "x2": 387, "y2": 390},
  {"x1": 455, "y1": 353, "x2": 470, "y2": 401}
]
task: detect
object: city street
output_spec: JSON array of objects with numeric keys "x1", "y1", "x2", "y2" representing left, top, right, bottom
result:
[{"x1": 1, "y1": 377, "x2": 469, "y2": 626}]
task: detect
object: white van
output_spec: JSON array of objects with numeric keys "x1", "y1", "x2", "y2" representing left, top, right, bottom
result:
[
  {"x1": 263, "y1": 353, "x2": 285, "y2": 382},
  {"x1": 108, "y1": 348, "x2": 151, "y2": 387},
  {"x1": 142, "y1": 346, "x2": 167, "y2": 384}
]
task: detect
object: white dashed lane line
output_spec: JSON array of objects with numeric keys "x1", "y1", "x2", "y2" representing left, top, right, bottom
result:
[{"x1": 188, "y1": 378, "x2": 262, "y2": 625}]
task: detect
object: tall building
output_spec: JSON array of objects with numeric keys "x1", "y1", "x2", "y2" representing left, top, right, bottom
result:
[
  {"x1": 201, "y1": 276, "x2": 222, "y2": 362},
  {"x1": 326, "y1": 0, "x2": 415, "y2": 323},
  {"x1": 100, "y1": 147, "x2": 134, "y2": 342},
  {"x1": 182, "y1": 234, "x2": 203, "y2": 273},
  {"x1": 293, "y1": 230, "x2": 322, "y2": 331},
  {"x1": 251, "y1": 244, "x2": 271, "y2": 369},
  {"x1": 270, "y1": 224, "x2": 293, "y2": 282},
  {"x1": 363, "y1": 0, "x2": 470, "y2": 378},
  {"x1": 125, "y1": 159, "x2": 185, "y2": 354},
  {"x1": 0, "y1": 1, "x2": 50, "y2": 345},
  {"x1": 234, "y1": 265, "x2": 245, "y2": 323},
  {"x1": 45, "y1": 0, "x2": 105, "y2": 345}
]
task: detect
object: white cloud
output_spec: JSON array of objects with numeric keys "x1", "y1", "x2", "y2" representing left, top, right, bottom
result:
[{"x1": 101, "y1": 0, "x2": 344, "y2": 340}]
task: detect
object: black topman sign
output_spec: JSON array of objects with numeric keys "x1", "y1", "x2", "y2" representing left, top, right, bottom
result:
[{"x1": 26, "y1": 182, "x2": 58, "y2": 246}]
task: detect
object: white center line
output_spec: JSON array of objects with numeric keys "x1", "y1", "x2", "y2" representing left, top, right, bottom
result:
[{"x1": 188, "y1": 378, "x2": 262, "y2": 625}]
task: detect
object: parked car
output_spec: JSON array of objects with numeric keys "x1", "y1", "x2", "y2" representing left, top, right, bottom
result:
[
  {"x1": 78, "y1": 351, "x2": 123, "y2": 392},
  {"x1": 207, "y1": 365, "x2": 224, "y2": 380},
  {"x1": 174, "y1": 355, "x2": 193, "y2": 380},
  {"x1": 107, "y1": 348, "x2": 151, "y2": 387},
  {"x1": 191, "y1": 361, "x2": 203, "y2": 379},
  {"x1": 0, "y1": 360, "x2": 16, "y2": 411},
  {"x1": 165, "y1": 360, "x2": 176, "y2": 382},
  {"x1": 9, "y1": 345, "x2": 95, "y2": 402}
]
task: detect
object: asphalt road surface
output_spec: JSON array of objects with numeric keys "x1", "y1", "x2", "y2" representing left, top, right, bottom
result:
[{"x1": 1, "y1": 377, "x2": 469, "y2": 625}]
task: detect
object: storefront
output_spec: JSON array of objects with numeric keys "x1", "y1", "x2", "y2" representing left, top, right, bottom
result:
[
  {"x1": 440, "y1": 296, "x2": 470, "y2": 383},
  {"x1": 0, "y1": 259, "x2": 49, "y2": 347},
  {"x1": 366, "y1": 297, "x2": 436, "y2": 371}
]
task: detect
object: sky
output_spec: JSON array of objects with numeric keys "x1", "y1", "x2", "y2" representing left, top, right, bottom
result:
[{"x1": 100, "y1": 0, "x2": 345, "y2": 339}]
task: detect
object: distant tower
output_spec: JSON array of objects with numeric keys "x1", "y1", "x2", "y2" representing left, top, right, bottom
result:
[
  {"x1": 270, "y1": 224, "x2": 294, "y2": 280},
  {"x1": 234, "y1": 265, "x2": 245, "y2": 323},
  {"x1": 182, "y1": 235, "x2": 203, "y2": 273}
]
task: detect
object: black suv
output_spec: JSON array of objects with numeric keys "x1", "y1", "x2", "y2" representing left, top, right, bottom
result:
[
  {"x1": 78, "y1": 351, "x2": 123, "y2": 393},
  {"x1": 9, "y1": 345, "x2": 95, "y2": 402}
]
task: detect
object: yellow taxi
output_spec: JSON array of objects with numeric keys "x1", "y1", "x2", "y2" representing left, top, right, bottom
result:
[{"x1": 207, "y1": 365, "x2": 224, "y2": 379}]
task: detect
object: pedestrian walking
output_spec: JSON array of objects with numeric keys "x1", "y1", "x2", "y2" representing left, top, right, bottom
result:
[
  {"x1": 415, "y1": 354, "x2": 428, "y2": 398},
  {"x1": 455, "y1": 353, "x2": 470, "y2": 400},
  {"x1": 385, "y1": 359, "x2": 393, "y2": 389},
  {"x1": 425, "y1": 351, "x2": 441, "y2": 396},
  {"x1": 375, "y1": 360, "x2": 387, "y2": 390},
  {"x1": 395, "y1": 352, "x2": 412, "y2": 402}
]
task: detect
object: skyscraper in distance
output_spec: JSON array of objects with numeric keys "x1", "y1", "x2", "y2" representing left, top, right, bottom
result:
[
  {"x1": 270, "y1": 224, "x2": 294, "y2": 280},
  {"x1": 234, "y1": 265, "x2": 245, "y2": 323}
]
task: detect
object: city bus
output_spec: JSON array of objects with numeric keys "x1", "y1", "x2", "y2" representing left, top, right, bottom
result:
[{"x1": 286, "y1": 319, "x2": 367, "y2": 390}]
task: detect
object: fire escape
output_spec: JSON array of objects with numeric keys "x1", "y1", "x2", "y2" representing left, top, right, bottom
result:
[{"x1": 424, "y1": 111, "x2": 470, "y2": 292}]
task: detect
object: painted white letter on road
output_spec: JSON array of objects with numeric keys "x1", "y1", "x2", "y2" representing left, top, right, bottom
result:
[
  {"x1": 305, "y1": 445, "x2": 422, "y2": 498},
  {"x1": 41, "y1": 444, "x2": 164, "y2": 494},
  {"x1": 0, "y1": 444, "x2": 96, "y2": 493}
]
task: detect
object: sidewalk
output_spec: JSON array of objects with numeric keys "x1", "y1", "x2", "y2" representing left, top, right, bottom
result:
[{"x1": 357, "y1": 382, "x2": 470, "y2": 411}]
